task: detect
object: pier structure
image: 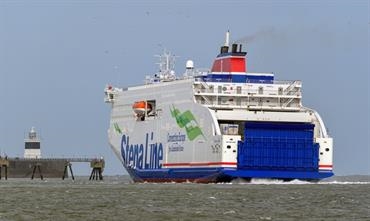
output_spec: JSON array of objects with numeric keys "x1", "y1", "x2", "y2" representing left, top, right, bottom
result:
[
  {"x1": 61, "y1": 157, "x2": 105, "y2": 180},
  {"x1": 2, "y1": 157, "x2": 105, "y2": 180},
  {"x1": 1, "y1": 128, "x2": 106, "y2": 180}
]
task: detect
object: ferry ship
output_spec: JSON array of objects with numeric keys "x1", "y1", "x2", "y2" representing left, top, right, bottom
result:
[{"x1": 104, "y1": 32, "x2": 334, "y2": 182}]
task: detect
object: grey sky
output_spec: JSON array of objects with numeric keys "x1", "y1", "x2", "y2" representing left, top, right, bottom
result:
[{"x1": 0, "y1": 0, "x2": 369, "y2": 175}]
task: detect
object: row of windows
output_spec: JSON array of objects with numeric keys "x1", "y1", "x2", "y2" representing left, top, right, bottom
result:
[{"x1": 25, "y1": 142, "x2": 40, "y2": 149}]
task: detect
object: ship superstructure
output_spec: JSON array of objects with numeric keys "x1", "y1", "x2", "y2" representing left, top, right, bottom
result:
[{"x1": 105, "y1": 32, "x2": 333, "y2": 182}]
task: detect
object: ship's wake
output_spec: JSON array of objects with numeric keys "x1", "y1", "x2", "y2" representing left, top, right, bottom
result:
[{"x1": 229, "y1": 178, "x2": 370, "y2": 185}]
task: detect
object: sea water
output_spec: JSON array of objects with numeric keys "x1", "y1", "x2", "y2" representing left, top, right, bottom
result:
[{"x1": 0, "y1": 176, "x2": 369, "y2": 221}]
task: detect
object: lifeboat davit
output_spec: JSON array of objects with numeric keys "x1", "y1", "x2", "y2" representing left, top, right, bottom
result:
[{"x1": 132, "y1": 101, "x2": 152, "y2": 115}]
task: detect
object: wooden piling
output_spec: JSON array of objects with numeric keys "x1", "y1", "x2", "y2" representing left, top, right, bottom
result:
[
  {"x1": 0, "y1": 158, "x2": 9, "y2": 180},
  {"x1": 62, "y1": 162, "x2": 75, "y2": 180},
  {"x1": 89, "y1": 159, "x2": 105, "y2": 180},
  {"x1": 31, "y1": 163, "x2": 43, "y2": 180}
]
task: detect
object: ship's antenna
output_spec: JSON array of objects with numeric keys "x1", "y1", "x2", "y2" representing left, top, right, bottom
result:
[
  {"x1": 154, "y1": 49, "x2": 178, "y2": 82},
  {"x1": 225, "y1": 30, "x2": 230, "y2": 47}
]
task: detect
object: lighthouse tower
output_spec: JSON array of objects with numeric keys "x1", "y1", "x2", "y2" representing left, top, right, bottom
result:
[{"x1": 24, "y1": 127, "x2": 41, "y2": 158}]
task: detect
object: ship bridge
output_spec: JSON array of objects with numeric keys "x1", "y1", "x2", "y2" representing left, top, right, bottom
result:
[{"x1": 193, "y1": 78, "x2": 302, "y2": 111}]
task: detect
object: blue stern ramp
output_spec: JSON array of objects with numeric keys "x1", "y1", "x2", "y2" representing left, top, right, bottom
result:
[{"x1": 223, "y1": 122, "x2": 333, "y2": 180}]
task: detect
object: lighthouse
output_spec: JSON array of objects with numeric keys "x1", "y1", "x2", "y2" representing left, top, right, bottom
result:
[{"x1": 24, "y1": 127, "x2": 41, "y2": 159}]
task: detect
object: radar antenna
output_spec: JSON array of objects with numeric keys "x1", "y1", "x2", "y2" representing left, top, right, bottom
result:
[{"x1": 154, "y1": 50, "x2": 178, "y2": 82}]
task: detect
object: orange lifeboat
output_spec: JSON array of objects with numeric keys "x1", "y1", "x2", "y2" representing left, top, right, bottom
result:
[{"x1": 132, "y1": 101, "x2": 152, "y2": 115}]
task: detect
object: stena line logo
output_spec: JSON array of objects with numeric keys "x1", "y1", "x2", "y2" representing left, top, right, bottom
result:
[
  {"x1": 113, "y1": 123, "x2": 122, "y2": 134},
  {"x1": 170, "y1": 105, "x2": 205, "y2": 141},
  {"x1": 121, "y1": 132, "x2": 163, "y2": 169}
]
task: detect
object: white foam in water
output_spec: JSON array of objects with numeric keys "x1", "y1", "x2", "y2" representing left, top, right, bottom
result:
[
  {"x1": 250, "y1": 178, "x2": 285, "y2": 185},
  {"x1": 318, "y1": 181, "x2": 370, "y2": 185},
  {"x1": 248, "y1": 178, "x2": 314, "y2": 185},
  {"x1": 117, "y1": 176, "x2": 370, "y2": 185}
]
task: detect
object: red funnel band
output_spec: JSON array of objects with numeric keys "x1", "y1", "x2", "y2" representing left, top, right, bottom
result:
[{"x1": 211, "y1": 56, "x2": 246, "y2": 73}]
